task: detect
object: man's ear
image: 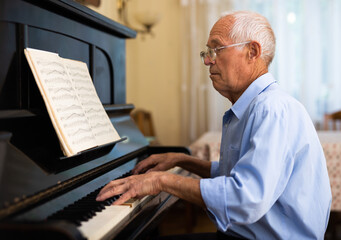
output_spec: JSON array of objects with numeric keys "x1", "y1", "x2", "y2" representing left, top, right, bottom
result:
[{"x1": 248, "y1": 41, "x2": 262, "y2": 61}]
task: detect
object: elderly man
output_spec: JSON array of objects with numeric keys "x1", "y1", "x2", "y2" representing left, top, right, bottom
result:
[{"x1": 96, "y1": 11, "x2": 331, "y2": 240}]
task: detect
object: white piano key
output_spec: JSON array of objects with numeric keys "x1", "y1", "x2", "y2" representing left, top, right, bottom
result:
[
  {"x1": 78, "y1": 205, "x2": 131, "y2": 240},
  {"x1": 78, "y1": 196, "x2": 149, "y2": 240}
]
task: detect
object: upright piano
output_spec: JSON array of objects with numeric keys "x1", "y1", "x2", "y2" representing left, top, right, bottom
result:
[{"x1": 0, "y1": 0, "x2": 189, "y2": 239}]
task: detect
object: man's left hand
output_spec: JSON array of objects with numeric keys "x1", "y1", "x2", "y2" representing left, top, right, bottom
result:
[{"x1": 95, "y1": 172, "x2": 164, "y2": 205}]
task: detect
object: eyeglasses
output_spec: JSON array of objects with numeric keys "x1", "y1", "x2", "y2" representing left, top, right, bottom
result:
[{"x1": 200, "y1": 41, "x2": 251, "y2": 63}]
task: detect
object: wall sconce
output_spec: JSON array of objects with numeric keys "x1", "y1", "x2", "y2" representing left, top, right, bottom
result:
[{"x1": 117, "y1": 0, "x2": 161, "y2": 37}]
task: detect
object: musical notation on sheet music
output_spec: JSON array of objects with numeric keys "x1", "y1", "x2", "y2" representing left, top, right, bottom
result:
[
  {"x1": 63, "y1": 58, "x2": 120, "y2": 146},
  {"x1": 31, "y1": 51, "x2": 96, "y2": 154},
  {"x1": 25, "y1": 48, "x2": 120, "y2": 156}
]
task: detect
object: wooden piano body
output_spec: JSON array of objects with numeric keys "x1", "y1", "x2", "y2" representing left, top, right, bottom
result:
[{"x1": 0, "y1": 0, "x2": 189, "y2": 239}]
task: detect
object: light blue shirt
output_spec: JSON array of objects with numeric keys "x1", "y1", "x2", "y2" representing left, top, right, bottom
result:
[{"x1": 200, "y1": 73, "x2": 332, "y2": 240}]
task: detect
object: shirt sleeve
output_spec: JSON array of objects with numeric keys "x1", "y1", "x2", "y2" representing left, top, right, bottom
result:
[{"x1": 200, "y1": 105, "x2": 295, "y2": 232}]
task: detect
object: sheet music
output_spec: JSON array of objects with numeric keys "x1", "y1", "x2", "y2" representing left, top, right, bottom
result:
[
  {"x1": 24, "y1": 48, "x2": 120, "y2": 156},
  {"x1": 63, "y1": 58, "x2": 120, "y2": 146}
]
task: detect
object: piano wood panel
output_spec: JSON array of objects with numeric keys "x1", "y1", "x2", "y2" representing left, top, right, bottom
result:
[
  {"x1": 0, "y1": 22, "x2": 20, "y2": 109},
  {"x1": 0, "y1": 0, "x2": 136, "y2": 109}
]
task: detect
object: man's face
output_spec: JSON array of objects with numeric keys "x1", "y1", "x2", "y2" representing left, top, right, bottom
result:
[{"x1": 205, "y1": 17, "x2": 251, "y2": 103}]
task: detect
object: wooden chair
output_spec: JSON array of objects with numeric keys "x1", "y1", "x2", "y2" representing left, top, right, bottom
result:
[
  {"x1": 324, "y1": 111, "x2": 341, "y2": 130},
  {"x1": 131, "y1": 109, "x2": 159, "y2": 145}
]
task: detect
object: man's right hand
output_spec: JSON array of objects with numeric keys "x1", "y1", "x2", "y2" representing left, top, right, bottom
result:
[{"x1": 132, "y1": 152, "x2": 184, "y2": 175}]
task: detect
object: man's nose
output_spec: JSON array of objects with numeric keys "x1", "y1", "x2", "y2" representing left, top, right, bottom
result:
[{"x1": 204, "y1": 56, "x2": 214, "y2": 65}]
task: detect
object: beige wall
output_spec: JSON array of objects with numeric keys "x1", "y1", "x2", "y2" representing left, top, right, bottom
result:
[{"x1": 87, "y1": 0, "x2": 182, "y2": 146}]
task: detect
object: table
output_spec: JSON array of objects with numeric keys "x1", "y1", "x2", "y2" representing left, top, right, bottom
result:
[{"x1": 189, "y1": 130, "x2": 341, "y2": 211}]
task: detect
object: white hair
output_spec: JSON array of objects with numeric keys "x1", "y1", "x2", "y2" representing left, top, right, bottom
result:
[{"x1": 222, "y1": 11, "x2": 276, "y2": 66}]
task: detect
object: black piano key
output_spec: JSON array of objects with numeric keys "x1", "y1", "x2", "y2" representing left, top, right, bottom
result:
[{"x1": 47, "y1": 171, "x2": 133, "y2": 224}]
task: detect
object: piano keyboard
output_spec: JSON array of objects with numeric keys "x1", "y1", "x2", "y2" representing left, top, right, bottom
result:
[
  {"x1": 47, "y1": 167, "x2": 182, "y2": 240},
  {"x1": 46, "y1": 170, "x2": 146, "y2": 240},
  {"x1": 47, "y1": 171, "x2": 132, "y2": 226}
]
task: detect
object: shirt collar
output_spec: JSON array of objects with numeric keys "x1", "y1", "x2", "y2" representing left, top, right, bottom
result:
[{"x1": 230, "y1": 73, "x2": 277, "y2": 120}]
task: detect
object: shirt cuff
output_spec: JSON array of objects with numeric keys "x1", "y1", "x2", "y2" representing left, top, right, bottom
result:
[
  {"x1": 210, "y1": 161, "x2": 219, "y2": 177},
  {"x1": 200, "y1": 176, "x2": 231, "y2": 232}
]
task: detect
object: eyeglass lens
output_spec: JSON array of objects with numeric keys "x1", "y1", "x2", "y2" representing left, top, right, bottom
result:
[{"x1": 200, "y1": 48, "x2": 216, "y2": 63}]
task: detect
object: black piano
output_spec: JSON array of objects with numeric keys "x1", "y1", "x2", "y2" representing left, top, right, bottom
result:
[{"x1": 0, "y1": 0, "x2": 190, "y2": 239}]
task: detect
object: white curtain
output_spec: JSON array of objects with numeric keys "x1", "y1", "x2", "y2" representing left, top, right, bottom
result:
[
  {"x1": 233, "y1": 0, "x2": 341, "y2": 126},
  {"x1": 180, "y1": 0, "x2": 341, "y2": 145},
  {"x1": 180, "y1": 0, "x2": 233, "y2": 146}
]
